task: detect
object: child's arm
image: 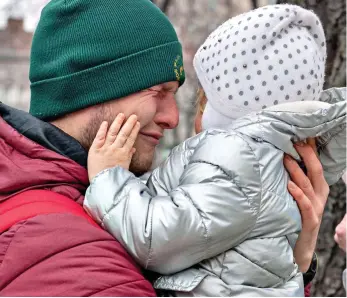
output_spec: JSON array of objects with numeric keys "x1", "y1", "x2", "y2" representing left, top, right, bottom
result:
[
  {"x1": 147, "y1": 132, "x2": 208, "y2": 196},
  {"x1": 84, "y1": 117, "x2": 259, "y2": 275}
]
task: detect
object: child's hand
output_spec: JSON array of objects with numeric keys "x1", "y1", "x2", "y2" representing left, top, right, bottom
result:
[{"x1": 87, "y1": 113, "x2": 140, "y2": 181}]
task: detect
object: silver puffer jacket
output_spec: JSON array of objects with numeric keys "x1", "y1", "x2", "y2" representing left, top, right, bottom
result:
[{"x1": 84, "y1": 88, "x2": 346, "y2": 297}]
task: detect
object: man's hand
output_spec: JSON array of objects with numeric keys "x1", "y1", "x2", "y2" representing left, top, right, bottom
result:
[
  {"x1": 334, "y1": 214, "x2": 346, "y2": 252},
  {"x1": 87, "y1": 114, "x2": 140, "y2": 182},
  {"x1": 284, "y1": 138, "x2": 330, "y2": 273}
]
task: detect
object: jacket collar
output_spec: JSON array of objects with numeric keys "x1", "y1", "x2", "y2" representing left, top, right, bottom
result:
[{"x1": 0, "y1": 102, "x2": 88, "y2": 167}]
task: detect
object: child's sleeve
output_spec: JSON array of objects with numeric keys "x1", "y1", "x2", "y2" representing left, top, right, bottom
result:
[
  {"x1": 147, "y1": 142, "x2": 191, "y2": 196},
  {"x1": 317, "y1": 87, "x2": 346, "y2": 185},
  {"x1": 84, "y1": 132, "x2": 260, "y2": 275}
]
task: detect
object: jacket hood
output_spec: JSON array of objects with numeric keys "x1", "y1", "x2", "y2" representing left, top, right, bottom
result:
[
  {"x1": 229, "y1": 88, "x2": 346, "y2": 185},
  {"x1": 0, "y1": 103, "x2": 89, "y2": 203}
]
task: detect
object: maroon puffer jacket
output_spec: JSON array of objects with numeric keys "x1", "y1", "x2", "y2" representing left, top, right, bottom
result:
[{"x1": 0, "y1": 104, "x2": 156, "y2": 296}]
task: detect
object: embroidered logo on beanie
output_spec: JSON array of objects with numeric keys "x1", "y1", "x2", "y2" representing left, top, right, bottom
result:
[{"x1": 174, "y1": 55, "x2": 185, "y2": 82}]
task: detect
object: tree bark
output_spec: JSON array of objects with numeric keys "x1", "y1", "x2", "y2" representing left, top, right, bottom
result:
[
  {"x1": 276, "y1": 0, "x2": 346, "y2": 296},
  {"x1": 314, "y1": 181, "x2": 346, "y2": 296}
]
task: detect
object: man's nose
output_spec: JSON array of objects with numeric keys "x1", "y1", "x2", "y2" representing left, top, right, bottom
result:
[{"x1": 155, "y1": 94, "x2": 179, "y2": 129}]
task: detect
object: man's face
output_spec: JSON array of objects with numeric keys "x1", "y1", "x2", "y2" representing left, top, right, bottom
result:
[{"x1": 81, "y1": 81, "x2": 179, "y2": 176}]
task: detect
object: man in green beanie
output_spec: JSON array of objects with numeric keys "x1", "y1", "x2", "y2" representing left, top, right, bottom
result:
[
  {"x1": 0, "y1": 0, "x2": 183, "y2": 296},
  {"x1": 0, "y1": 0, "x2": 327, "y2": 296},
  {"x1": 30, "y1": 0, "x2": 185, "y2": 177}
]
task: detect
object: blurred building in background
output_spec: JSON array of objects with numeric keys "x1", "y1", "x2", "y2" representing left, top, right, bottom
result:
[
  {"x1": 0, "y1": 18, "x2": 31, "y2": 111},
  {"x1": 0, "y1": 0, "x2": 266, "y2": 156},
  {"x1": 0, "y1": 0, "x2": 49, "y2": 110}
]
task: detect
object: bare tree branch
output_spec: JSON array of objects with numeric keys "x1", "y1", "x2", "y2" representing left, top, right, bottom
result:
[
  {"x1": 160, "y1": 0, "x2": 171, "y2": 13},
  {"x1": 150, "y1": 0, "x2": 171, "y2": 14}
]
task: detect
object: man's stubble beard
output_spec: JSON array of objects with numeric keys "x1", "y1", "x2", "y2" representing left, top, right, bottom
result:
[
  {"x1": 129, "y1": 143, "x2": 155, "y2": 176},
  {"x1": 79, "y1": 104, "x2": 153, "y2": 177}
]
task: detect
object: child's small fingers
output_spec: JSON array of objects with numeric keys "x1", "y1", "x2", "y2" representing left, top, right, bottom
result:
[
  {"x1": 124, "y1": 122, "x2": 140, "y2": 150},
  {"x1": 105, "y1": 113, "x2": 125, "y2": 145},
  {"x1": 91, "y1": 121, "x2": 108, "y2": 149},
  {"x1": 114, "y1": 115, "x2": 138, "y2": 148}
]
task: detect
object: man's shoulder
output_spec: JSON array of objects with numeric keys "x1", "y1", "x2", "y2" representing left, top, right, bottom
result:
[{"x1": 0, "y1": 212, "x2": 155, "y2": 296}]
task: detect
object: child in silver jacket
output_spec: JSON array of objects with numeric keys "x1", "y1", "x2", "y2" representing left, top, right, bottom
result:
[{"x1": 84, "y1": 4, "x2": 346, "y2": 297}]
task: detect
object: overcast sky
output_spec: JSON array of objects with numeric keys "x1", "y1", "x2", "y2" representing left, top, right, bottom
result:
[
  {"x1": 0, "y1": 0, "x2": 50, "y2": 32},
  {"x1": 0, "y1": 0, "x2": 278, "y2": 33}
]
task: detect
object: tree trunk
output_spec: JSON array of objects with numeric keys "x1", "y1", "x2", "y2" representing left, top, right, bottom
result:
[
  {"x1": 315, "y1": 182, "x2": 346, "y2": 296},
  {"x1": 276, "y1": 0, "x2": 346, "y2": 296}
]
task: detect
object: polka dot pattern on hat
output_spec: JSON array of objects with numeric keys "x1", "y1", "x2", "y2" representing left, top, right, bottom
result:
[{"x1": 193, "y1": 4, "x2": 326, "y2": 125}]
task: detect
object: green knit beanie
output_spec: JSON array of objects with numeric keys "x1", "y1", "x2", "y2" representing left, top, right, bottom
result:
[{"x1": 29, "y1": 0, "x2": 185, "y2": 120}]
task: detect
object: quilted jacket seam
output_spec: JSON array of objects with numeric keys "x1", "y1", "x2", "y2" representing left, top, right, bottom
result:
[
  {"x1": 232, "y1": 132, "x2": 263, "y2": 221},
  {"x1": 0, "y1": 220, "x2": 29, "y2": 272},
  {"x1": 174, "y1": 187, "x2": 210, "y2": 261},
  {"x1": 317, "y1": 122, "x2": 346, "y2": 151}
]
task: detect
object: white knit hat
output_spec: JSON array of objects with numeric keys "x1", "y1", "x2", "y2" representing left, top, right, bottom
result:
[{"x1": 193, "y1": 4, "x2": 327, "y2": 130}]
